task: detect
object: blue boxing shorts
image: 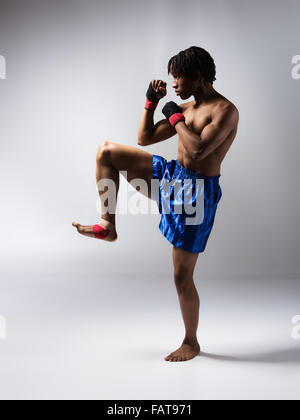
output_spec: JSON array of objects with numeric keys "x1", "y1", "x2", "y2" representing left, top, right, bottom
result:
[{"x1": 152, "y1": 154, "x2": 222, "y2": 254}]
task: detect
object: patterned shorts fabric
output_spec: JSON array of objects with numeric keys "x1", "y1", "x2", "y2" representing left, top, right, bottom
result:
[{"x1": 152, "y1": 154, "x2": 222, "y2": 253}]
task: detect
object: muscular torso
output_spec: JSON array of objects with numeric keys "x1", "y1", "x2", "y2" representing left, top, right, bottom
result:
[{"x1": 177, "y1": 95, "x2": 238, "y2": 176}]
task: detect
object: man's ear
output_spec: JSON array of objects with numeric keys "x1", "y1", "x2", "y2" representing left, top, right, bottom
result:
[{"x1": 193, "y1": 70, "x2": 202, "y2": 82}]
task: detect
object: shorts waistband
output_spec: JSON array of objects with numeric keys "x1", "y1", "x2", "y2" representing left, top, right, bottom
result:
[{"x1": 174, "y1": 160, "x2": 221, "y2": 182}]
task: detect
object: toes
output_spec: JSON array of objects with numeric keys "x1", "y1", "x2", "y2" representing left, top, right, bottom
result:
[
  {"x1": 165, "y1": 351, "x2": 194, "y2": 362},
  {"x1": 165, "y1": 354, "x2": 182, "y2": 362},
  {"x1": 75, "y1": 223, "x2": 82, "y2": 231},
  {"x1": 165, "y1": 351, "x2": 199, "y2": 362}
]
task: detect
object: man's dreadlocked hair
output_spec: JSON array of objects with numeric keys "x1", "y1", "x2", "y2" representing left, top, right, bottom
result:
[{"x1": 167, "y1": 46, "x2": 216, "y2": 84}]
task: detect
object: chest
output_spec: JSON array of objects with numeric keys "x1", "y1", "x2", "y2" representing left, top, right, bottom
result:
[{"x1": 182, "y1": 106, "x2": 212, "y2": 136}]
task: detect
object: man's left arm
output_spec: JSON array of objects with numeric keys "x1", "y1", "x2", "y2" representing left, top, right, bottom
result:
[{"x1": 175, "y1": 104, "x2": 239, "y2": 161}]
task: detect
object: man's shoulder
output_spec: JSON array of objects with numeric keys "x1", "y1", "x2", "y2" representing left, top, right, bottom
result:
[
  {"x1": 215, "y1": 95, "x2": 238, "y2": 115},
  {"x1": 179, "y1": 97, "x2": 239, "y2": 123},
  {"x1": 212, "y1": 96, "x2": 239, "y2": 123},
  {"x1": 179, "y1": 96, "x2": 238, "y2": 111}
]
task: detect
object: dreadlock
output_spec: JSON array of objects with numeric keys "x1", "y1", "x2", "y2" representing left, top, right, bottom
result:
[{"x1": 167, "y1": 46, "x2": 216, "y2": 84}]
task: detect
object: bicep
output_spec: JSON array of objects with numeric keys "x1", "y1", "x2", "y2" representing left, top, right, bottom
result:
[
  {"x1": 145, "y1": 118, "x2": 177, "y2": 145},
  {"x1": 145, "y1": 102, "x2": 185, "y2": 146}
]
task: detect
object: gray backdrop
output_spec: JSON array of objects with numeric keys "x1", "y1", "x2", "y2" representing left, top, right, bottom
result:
[{"x1": 0, "y1": 0, "x2": 299, "y2": 400}]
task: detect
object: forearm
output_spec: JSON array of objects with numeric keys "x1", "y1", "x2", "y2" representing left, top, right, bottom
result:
[
  {"x1": 175, "y1": 121, "x2": 204, "y2": 159},
  {"x1": 137, "y1": 108, "x2": 155, "y2": 144},
  {"x1": 138, "y1": 80, "x2": 163, "y2": 144}
]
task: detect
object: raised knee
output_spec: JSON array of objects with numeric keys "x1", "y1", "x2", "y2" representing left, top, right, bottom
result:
[{"x1": 97, "y1": 141, "x2": 112, "y2": 161}]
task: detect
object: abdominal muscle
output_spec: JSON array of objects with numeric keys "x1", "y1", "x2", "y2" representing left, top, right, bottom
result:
[{"x1": 177, "y1": 138, "x2": 222, "y2": 177}]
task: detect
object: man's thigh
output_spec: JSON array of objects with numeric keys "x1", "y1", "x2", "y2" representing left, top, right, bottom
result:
[{"x1": 106, "y1": 142, "x2": 155, "y2": 200}]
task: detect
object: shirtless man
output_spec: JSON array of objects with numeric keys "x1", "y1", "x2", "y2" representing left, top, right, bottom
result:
[{"x1": 72, "y1": 46, "x2": 239, "y2": 362}]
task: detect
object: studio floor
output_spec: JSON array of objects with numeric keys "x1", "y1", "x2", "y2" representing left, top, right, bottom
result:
[{"x1": 0, "y1": 275, "x2": 299, "y2": 400}]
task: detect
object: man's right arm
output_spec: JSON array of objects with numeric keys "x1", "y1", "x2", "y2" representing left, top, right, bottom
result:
[
  {"x1": 137, "y1": 109, "x2": 177, "y2": 146},
  {"x1": 138, "y1": 79, "x2": 180, "y2": 146}
]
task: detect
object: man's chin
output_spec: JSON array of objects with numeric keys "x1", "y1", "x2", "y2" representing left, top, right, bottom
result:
[{"x1": 180, "y1": 92, "x2": 190, "y2": 99}]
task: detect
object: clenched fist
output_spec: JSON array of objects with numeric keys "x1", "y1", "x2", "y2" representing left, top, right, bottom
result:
[
  {"x1": 146, "y1": 80, "x2": 167, "y2": 102},
  {"x1": 162, "y1": 101, "x2": 185, "y2": 127}
]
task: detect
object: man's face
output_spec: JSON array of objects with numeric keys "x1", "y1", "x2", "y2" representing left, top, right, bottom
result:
[{"x1": 170, "y1": 69, "x2": 201, "y2": 100}]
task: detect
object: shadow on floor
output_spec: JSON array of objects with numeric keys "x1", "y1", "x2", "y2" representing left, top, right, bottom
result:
[{"x1": 200, "y1": 346, "x2": 300, "y2": 364}]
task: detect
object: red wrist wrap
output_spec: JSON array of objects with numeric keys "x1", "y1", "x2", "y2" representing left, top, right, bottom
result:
[
  {"x1": 145, "y1": 98, "x2": 158, "y2": 111},
  {"x1": 169, "y1": 113, "x2": 185, "y2": 127}
]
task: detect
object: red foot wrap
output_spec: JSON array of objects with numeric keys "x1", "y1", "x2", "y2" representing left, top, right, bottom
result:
[{"x1": 93, "y1": 224, "x2": 110, "y2": 239}]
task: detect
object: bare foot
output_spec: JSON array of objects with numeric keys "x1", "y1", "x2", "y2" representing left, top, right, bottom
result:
[
  {"x1": 165, "y1": 342, "x2": 200, "y2": 362},
  {"x1": 72, "y1": 218, "x2": 118, "y2": 242}
]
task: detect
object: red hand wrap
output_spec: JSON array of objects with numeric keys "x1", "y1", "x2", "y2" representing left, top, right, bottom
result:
[
  {"x1": 169, "y1": 113, "x2": 185, "y2": 127},
  {"x1": 145, "y1": 98, "x2": 158, "y2": 111}
]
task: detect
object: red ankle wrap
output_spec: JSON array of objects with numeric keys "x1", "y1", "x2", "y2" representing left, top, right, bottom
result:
[{"x1": 93, "y1": 224, "x2": 110, "y2": 239}]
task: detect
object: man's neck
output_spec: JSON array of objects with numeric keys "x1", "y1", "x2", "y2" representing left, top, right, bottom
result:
[{"x1": 193, "y1": 83, "x2": 218, "y2": 106}]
